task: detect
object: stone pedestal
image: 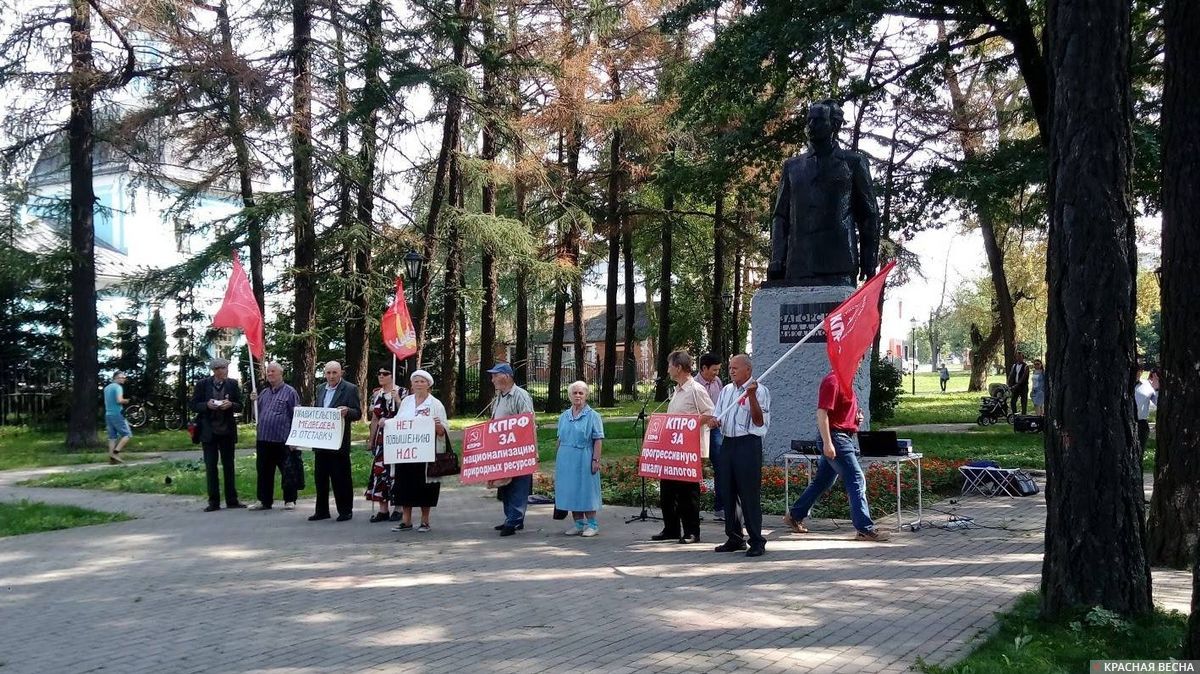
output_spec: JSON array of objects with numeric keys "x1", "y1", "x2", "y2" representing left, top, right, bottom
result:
[{"x1": 750, "y1": 285, "x2": 872, "y2": 465}]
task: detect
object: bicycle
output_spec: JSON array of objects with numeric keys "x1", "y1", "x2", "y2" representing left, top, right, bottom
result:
[{"x1": 124, "y1": 398, "x2": 188, "y2": 431}]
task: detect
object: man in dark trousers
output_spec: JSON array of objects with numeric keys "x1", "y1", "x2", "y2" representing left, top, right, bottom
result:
[
  {"x1": 310, "y1": 361, "x2": 362, "y2": 522},
  {"x1": 711, "y1": 354, "x2": 771, "y2": 557},
  {"x1": 191, "y1": 357, "x2": 245, "y2": 512},
  {"x1": 1008, "y1": 353, "x2": 1030, "y2": 415}
]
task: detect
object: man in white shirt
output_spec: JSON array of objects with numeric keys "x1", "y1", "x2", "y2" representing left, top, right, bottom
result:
[
  {"x1": 1134, "y1": 368, "x2": 1160, "y2": 455},
  {"x1": 711, "y1": 354, "x2": 771, "y2": 557}
]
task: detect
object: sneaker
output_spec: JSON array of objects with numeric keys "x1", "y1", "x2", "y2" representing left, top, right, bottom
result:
[
  {"x1": 417, "y1": 523, "x2": 431, "y2": 533},
  {"x1": 564, "y1": 522, "x2": 585, "y2": 536},
  {"x1": 855, "y1": 529, "x2": 891, "y2": 542},
  {"x1": 391, "y1": 522, "x2": 413, "y2": 532},
  {"x1": 581, "y1": 525, "x2": 598, "y2": 538},
  {"x1": 782, "y1": 513, "x2": 809, "y2": 534},
  {"x1": 247, "y1": 503, "x2": 271, "y2": 511},
  {"x1": 284, "y1": 502, "x2": 296, "y2": 511}
]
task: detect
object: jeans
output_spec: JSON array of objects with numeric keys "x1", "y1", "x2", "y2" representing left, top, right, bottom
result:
[
  {"x1": 708, "y1": 428, "x2": 725, "y2": 513},
  {"x1": 787, "y1": 432, "x2": 876, "y2": 533},
  {"x1": 499, "y1": 474, "x2": 533, "y2": 528}
]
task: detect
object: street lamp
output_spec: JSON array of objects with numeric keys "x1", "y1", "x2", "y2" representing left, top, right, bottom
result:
[
  {"x1": 1154, "y1": 266, "x2": 1162, "y2": 287},
  {"x1": 910, "y1": 317, "x2": 918, "y2": 395},
  {"x1": 403, "y1": 250, "x2": 426, "y2": 286}
]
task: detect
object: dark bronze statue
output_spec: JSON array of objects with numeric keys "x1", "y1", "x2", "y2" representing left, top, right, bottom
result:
[{"x1": 768, "y1": 100, "x2": 880, "y2": 287}]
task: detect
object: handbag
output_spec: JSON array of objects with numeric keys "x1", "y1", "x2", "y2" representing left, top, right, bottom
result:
[
  {"x1": 426, "y1": 433, "x2": 461, "y2": 478},
  {"x1": 188, "y1": 416, "x2": 201, "y2": 445},
  {"x1": 282, "y1": 449, "x2": 306, "y2": 491}
]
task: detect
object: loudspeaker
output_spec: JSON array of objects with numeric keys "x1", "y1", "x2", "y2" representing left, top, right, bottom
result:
[{"x1": 1014, "y1": 415, "x2": 1044, "y2": 433}]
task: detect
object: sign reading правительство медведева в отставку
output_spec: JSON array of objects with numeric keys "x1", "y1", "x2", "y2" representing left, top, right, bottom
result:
[
  {"x1": 287, "y1": 407, "x2": 344, "y2": 450},
  {"x1": 459, "y1": 413, "x2": 538, "y2": 484},
  {"x1": 1090, "y1": 662, "x2": 1199, "y2": 673}
]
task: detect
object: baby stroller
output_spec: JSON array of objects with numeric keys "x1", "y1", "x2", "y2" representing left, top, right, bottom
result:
[{"x1": 977, "y1": 384, "x2": 1014, "y2": 426}]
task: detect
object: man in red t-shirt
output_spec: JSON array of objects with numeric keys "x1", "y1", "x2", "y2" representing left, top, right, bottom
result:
[{"x1": 782, "y1": 371, "x2": 889, "y2": 541}]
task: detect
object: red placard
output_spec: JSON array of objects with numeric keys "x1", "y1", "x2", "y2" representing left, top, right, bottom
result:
[
  {"x1": 460, "y1": 412, "x2": 539, "y2": 484},
  {"x1": 638, "y1": 413, "x2": 704, "y2": 483}
]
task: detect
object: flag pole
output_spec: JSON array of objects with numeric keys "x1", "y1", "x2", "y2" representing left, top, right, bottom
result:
[
  {"x1": 713, "y1": 322, "x2": 824, "y2": 421},
  {"x1": 246, "y1": 342, "x2": 259, "y2": 423}
]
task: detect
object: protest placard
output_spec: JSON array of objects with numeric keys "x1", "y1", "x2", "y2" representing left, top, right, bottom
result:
[
  {"x1": 383, "y1": 416, "x2": 437, "y2": 464},
  {"x1": 287, "y1": 407, "x2": 344, "y2": 450},
  {"x1": 637, "y1": 413, "x2": 706, "y2": 482},
  {"x1": 459, "y1": 412, "x2": 538, "y2": 484}
]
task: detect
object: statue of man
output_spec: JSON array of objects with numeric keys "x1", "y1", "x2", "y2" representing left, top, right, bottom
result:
[{"x1": 768, "y1": 100, "x2": 880, "y2": 287}]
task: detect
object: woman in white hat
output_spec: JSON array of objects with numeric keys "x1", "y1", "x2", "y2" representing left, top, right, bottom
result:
[{"x1": 391, "y1": 369, "x2": 449, "y2": 533}]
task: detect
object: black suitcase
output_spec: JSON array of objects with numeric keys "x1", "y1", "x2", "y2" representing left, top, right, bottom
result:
[{"x1": 1014, "y1": 415, "x2": 1044, "y2": 433}]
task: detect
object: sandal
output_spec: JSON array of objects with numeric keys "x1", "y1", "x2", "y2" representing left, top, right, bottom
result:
[{"x1": 783, "y1": 513, "x2": 809, "y2": 534}]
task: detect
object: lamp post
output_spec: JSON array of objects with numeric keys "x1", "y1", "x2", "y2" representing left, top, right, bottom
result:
[
  {"x1": 910, "y1": 317, "x2": 918, "y2": 395},
  {"x1": 403, "y1": 250, "x2": 425, "y2": 287}
]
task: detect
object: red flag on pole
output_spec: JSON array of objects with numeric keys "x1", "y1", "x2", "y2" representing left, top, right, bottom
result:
[
  {"x1": 381, "y1": 277, "x2": 418, "y2": 360},
  {"x1": 824, "y1": 261, "x2": 897, "y2": 391},
  {"x1": 211, "y1": 252, "x2": 265, "y2": 359}
]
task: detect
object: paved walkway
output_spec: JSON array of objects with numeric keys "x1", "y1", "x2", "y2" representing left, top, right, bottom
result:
[{"x1": 0, "y1": 462, "x2": 1190, "y2": 674}]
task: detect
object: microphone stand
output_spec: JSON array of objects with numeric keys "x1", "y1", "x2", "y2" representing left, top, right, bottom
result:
[{"x1": 625, "y1": 381, "x2": 669, "y2": 524}]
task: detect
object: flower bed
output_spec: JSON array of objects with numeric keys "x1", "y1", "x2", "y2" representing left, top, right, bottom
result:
[{"x1": 534, "y1": 456, "x2": 967, "y2": 521}]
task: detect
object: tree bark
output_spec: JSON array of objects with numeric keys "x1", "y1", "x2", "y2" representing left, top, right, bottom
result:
[
  {"x1": 732, "y1": 238, "x2": 744, "y2": 355},
  {"x1": 216, "y1": 0, "x2": 264, "y2": 313},
  {"x1": 514, "y1": 180, "x2": 529, "y2": 388},
  {"x1": 478, "y1": 0, "x2": 498, "y2": 406},
  {"x1": 66, "y1": 0, "x2": 100, "y2": 449},
  {"x1": 567, "y1": 121, "x2": 585, "y2": 380},
  {"x1": 655, "y1": 185, "x2": 674, "y2": 402},
  {"x1": 621, "y1": 214, "x2": 636, "y2": 395},
  {"x1": 601, "y1": 67, "x2": 622, "y2": 407},
  {"x1": 1188, "y1": 537, "x2": 1200, "y2": 658},
  {"x1": 1041, "y1": 0, "x2": 1151, "y2": 619},
  {"x1": 548, "y1": 287, "x2": 566, "y2": 411},
  {"x1": 968, "y1": 321, "x2": 1001, "y2": 392},
  {"x1": 1147, "y1": 0, "x2": 1200, "y2": 570},
  {"x1": 290, "y1": 0, "x2": 317, "y2": 402},
  {"x1": 440, "y1": 139, "x2": 465, "y2": 416},
  {"x1": 711, "y1": 191, "x2": 725, "y2": 360}
]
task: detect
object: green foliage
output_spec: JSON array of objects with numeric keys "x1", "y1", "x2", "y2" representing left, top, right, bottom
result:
[
  {"x1": 870, "y1": 355, "x2": 903, "y2": 422},
  {"x1": 0, "y1": 500, "x2": 131, "y2": 538},
  {"x1": 111, "y1": 317, "x2": 143, "y2": 395},
  {"x1": 918, "y1": 594, "x2": 1187, "y2": 673},
  {"x1": 143, "y1": 310, "x2": 169, "y2": 401},
  {"x1": 1136, "y1": 310, "x2": 1161, "y2": 366}
]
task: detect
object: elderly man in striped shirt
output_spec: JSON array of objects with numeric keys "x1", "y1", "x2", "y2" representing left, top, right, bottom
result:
[{"x1": 249, "y1": 362, "x2": 302, "y2": 511}]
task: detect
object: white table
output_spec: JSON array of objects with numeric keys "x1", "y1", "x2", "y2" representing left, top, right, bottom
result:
[{"x1": 781, "y1": 452, "x2": 924, "y2": 531}]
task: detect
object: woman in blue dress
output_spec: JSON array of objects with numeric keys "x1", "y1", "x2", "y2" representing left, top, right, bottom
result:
[
  {"x1": 555, "y1": 381, "x2": 605, "y2": 537},
  {"x1": 1030, "y1": 359, "x2": 1046, "y2": 416}
]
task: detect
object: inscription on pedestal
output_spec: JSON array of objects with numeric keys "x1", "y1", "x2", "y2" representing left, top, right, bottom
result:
[{"x1": 779, "y1": 302, "x2": 839, "y2": 343}]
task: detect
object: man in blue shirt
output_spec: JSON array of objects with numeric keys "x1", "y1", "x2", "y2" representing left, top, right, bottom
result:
[{"x1": 103, "y1": 372, "x2": 131, "y2": 464}]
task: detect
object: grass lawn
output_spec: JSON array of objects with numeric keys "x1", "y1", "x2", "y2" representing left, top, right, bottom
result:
[
  {"x1": 0, "y1": 499, "x2": 131, "y2": 537},
  {"x1": 919, "y1": 594, "x2": 1188, "y2": 673},
  {"x1": 884, "y1": 371, "x2": 1011, "y2": 427},
  {"x1": 0, "y1": 425, "x2": 202, "y2": 471}
]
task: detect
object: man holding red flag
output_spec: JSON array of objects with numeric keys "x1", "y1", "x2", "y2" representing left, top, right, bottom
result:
[{"x1": 781, "y1": 261, "x2": 895, "y2": 542}]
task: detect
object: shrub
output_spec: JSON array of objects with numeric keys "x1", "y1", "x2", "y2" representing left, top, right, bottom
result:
[{"x1": 871, "y1": 355, "x2": 904, "y2": 423}]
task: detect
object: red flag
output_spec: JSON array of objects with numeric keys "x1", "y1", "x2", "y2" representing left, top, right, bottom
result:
[
  {"x1": 381, "y1": 277, "x2": 418, "y2": 360},
  {"x1": 211, "y1": 252, "x2": 265, "y2": 359},
  {"x1": 824, "y1": 261, "x2": 897, "y2": 391}
]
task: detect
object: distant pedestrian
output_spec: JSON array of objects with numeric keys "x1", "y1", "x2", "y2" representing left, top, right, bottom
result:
[
  {"x1": 103, "y1": 372, "x2": 131, "y2": 464},
  {"x1": 1134, "y1": 368, "x2": 1159, "y2": 455},
  {"x1": 1030, "y1": 360, "x2": 1046, "y2": 416},
  {"x1": 1008, "y1": 353, "x2": 1030, "y2": 415},
  {"x1": 248, "y1": 362, "x2": 301, "y2": 511},
  {"x1": 938, "y1": 363, "x2": 950, "y2": 392},
  {"x1": 191, "y1": 358, "x2": 245, "y2": 512}
]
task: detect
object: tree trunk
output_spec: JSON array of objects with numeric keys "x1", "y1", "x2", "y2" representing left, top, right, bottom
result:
[
  {"x1": 732, "y1": 238, "x2": 744, "y2": 355},
  {"x1": 1188, "y1": 538, "x2": 1200, "y2": 658},
  {"x1": 601, "y1": 77, "x2": 622, "y2": 406},
  {"x1": 621, "y1": 214, "x2": 636, "y2": 395},
  {"x1": 711, "y1": 191, "x2": 725, "y2": 359},
  {"x1": 216, "y1": 0, "x2": 264, "y2": 312},
  {"x1": 566, "y1": 120, "x2": 585, "y2": 381},
  {"x1": 969, "y1": 322, "x2": 1001, "y2": 392},
  {"x1": 66, "y1": 0, "x2": 100, "y2": 449},
  {"x1": 1041, "y1": 0, "x2": 1151, "y2": 619},
  {"x1": 655, "y1": 187, "x2": 674, "y2": 402},
  {"x1": 478, "y1": 0, "x2": 498, "y2": 406},
  {"x1": 514, "y1": 181, "x2": 529, "y2": 387},
  {"x1": 290, "y1": 0, "x2": 317, "y2": 402},
  {"x1": 548, "y1": 288, "x2": 566, "y2": 411},
  {"x1": 1147, "y1": 0, "x2": 1200, "y2": 570},
  {"x1": 440, "y1": 157, "x2": 464, "y2": 416},
  {"x1": 413, "y1": 0, "x2": 472, "y2": 368}
]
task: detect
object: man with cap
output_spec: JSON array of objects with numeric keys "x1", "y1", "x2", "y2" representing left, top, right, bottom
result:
[
  {"x1": 488, "y1": 363, "x2": 535, "y2": 536},
  {"x1": 190, "y1": 357, "x2": 245, "y2": 512},
  {"x1": 310, "y1": 361, "x2": 363, "y2": 522}
]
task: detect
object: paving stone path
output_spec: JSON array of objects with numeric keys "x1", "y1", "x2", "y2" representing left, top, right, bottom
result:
[{"x1": 0, "y1": 460, "x2": 1190, "y2": 674}]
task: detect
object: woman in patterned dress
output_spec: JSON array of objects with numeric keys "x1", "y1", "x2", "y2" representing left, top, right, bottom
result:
[{"x1": 366, "y1": 367, "x2": 407, "y2": 523}]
